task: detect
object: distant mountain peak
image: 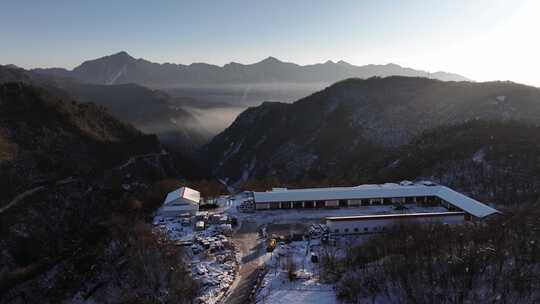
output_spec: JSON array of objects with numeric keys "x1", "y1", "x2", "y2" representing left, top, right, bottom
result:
[
  {"x1": 4, "y1": 64, "x2": 21, "y2": 69},
  {"x1": 112, "y1": 51, "x2": 132, "y2": 58},
  {"x1": 78, "y1": 51, "x2": 135, "y2": 67},
  {"x1": 337, "y1": 60, "x2": 352, "y2": 66},
  {"x1": 104, "y1": 51, "x2": 135, "y2": 63},
  {"x1": 259, "y1": 56, "x2": 282, "y2": 64}
]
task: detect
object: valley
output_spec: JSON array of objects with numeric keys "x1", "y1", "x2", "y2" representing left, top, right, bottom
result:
[
  {"x1": 4, "y1": 1, "x2": 540, "y2": 302},
  {"x1": 2, "y1": 53, "x2": 540, "y2": 304}
]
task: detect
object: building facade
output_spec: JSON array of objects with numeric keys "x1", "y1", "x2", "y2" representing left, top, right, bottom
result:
[{"x1": 326, "y1": 212, "x2": 467, "y2": 235}]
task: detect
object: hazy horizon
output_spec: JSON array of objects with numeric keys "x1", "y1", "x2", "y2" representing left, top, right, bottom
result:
[{"x1": 2, "y1": 0, "x2": 539, "y2": 86}]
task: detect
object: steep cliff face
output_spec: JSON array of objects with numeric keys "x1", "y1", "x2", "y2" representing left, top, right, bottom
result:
[{"x1": 204, "y1": 77, "x2": 540, "y2": 186}]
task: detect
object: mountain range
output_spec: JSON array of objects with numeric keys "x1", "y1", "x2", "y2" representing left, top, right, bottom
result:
[
  {"x1": 9, "y1": 52, "x2": 473, "y2": 147},
  {"x1": 32, "y1": 51, "x2": 470, "y2": 87}
]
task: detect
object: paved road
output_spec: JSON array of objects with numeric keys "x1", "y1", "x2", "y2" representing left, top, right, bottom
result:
[{"x1": 222, "y1": 220, "x2": 265, "y2": 304}]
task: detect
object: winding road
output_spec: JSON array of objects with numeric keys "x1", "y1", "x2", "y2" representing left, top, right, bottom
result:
[{"x1": 222, "y1": 220, "x2": 266, "y2": 304}]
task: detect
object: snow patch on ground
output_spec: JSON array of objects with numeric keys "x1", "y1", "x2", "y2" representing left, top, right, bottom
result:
[
  {"x1": 237, "y1": 157, "x2": 257, "y2": 185},
  {"x1": 256, "y1": 241, "x2": 337, "y2": 304},
  {"x1": 496, "y1": 95, "x2": 507, "y2": 102},
  {"x1": 473, "y1": 148, "x2": 485, "y2": 164},
  {"x1": 107, "y1": 65, "x2": 127, "y2": 85},
  {"x1": 153, "y1": 213, "x2": 237, "y2": 304},
  {"x1": 153, "y1": 216, "x2": 194, "y2": 242},
  {"x1": 222, "y1": 139, "x2": 244, "y2": 160},
  {"x1": 389, "y1": 159, "x2": 400, "y2": 168}
]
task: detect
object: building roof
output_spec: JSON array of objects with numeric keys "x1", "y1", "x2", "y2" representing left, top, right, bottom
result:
[
  {"x1": 164, "y1": 186, "x2": 200, "y2": 205},
  {"x1": 253, "y1": 183, "x2": 499, "y2": 218},
  {"x1": 326, "y1": 211, "x2": 466, "y2": 221},
  {"x1": 434, "y1": 186, "x2": 496, "y2": 219}
]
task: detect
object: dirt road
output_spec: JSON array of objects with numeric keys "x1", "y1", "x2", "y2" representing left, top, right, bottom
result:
[{"x1": 222, "y1": 219, "x2": 266, "y2": 304}]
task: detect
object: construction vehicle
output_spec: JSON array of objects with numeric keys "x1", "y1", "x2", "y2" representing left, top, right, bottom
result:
[{"x1": 266, "y1": 238, "x2": 277, "y2": 252}]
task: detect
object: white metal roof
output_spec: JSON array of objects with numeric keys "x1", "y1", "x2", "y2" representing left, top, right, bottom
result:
[
  {"x1": 253, "y1": 183, "x2": 499, "y2": 218},
  {"x1": 434, "y1": 186, "x2": 498, "y2": 219},
  {"x1": 164, "y1": 187, "x2": 200, "y2": 205}
]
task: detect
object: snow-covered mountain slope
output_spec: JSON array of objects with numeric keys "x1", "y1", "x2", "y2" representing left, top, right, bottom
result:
[{"x1": 203, "y1": 77, "x2": 540, "y2": 206}]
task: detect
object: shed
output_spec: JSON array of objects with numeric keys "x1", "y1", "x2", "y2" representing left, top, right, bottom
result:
[{"x1": 157, "y1": 186, "x2": 200, "y2": 217}]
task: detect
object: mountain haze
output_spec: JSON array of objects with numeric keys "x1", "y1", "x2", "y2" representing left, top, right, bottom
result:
[
  {"x1": 62, "y1": 83, "x2": 212, "y2": 151},
  {"x1": 1, "y1": 65, "x2": 211, "y2": 151}
]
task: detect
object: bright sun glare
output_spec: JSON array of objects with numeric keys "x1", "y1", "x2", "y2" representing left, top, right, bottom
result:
[{"x1": 464, "y1": 0, "x2": 540, "y2": 85}]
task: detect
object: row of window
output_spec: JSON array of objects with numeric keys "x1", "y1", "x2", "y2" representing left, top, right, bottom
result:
[
  {"x1": 334, "y1": 226, "x2": 387, "y2": 233},
  {"x1": 264, "y1": 196, "x2": 443, "y2": 206}
]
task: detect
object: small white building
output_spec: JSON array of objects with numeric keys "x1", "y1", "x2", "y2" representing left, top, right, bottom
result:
[
  {"x1": 326, "y1": 211, "x2": 466, "y2": 235},
  {"x1": 157, "y1": 186, "x2": 200, "y2": 217},
  {"x1": 195, "y1": 221, "x2": 205, "y2": 231}
]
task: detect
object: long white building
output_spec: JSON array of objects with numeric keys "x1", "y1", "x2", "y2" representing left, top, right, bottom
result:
[
  {"x1": 252, "y1": 182, "x2": 499, "y2": 219},
  {"x1": 326, "y1": 211, "x2": 467, "y2": 235}
]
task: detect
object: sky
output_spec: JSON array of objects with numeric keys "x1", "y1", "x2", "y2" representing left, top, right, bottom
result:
[{"x1": 1, "y1": 0, "x2": 539, "y2": 86}]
